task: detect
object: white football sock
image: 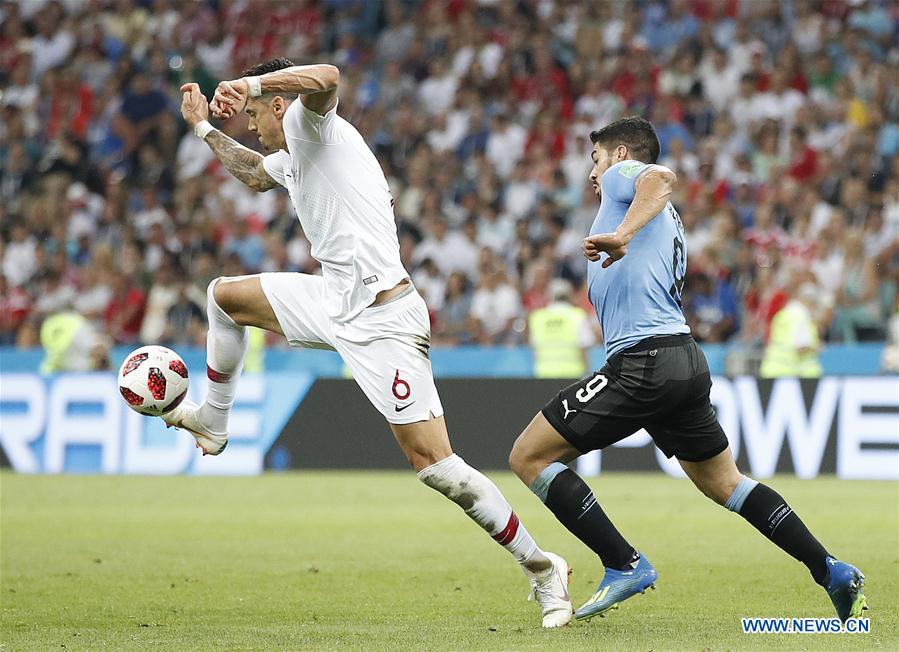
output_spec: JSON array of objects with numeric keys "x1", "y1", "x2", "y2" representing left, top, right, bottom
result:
[
  {"x1": 418, "y1": 454, "x2": 551, "y2": 573},
  {"x1": 198, "y1": 279, "x2": 247, "y2": 434}
]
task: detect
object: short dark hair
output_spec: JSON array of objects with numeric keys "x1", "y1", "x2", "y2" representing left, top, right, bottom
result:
[
  {"x1": 241, "y1": 57, "x2": 295, "y2": 78},
  {"x1": 241, "y1": 58, "x2": 298, "y2": 100},
  {"x1": 589, "y1": 116, "x2": 660, "y2": 164}
]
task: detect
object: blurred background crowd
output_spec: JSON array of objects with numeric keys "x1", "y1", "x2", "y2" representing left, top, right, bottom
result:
[{"x1": 1, "y1": 0, "x2": 897, "y2": 370}]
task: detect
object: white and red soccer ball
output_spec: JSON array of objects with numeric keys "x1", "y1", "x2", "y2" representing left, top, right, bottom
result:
[{"x1": 117, "y1": 345, "x2": 189, "y2": 416}]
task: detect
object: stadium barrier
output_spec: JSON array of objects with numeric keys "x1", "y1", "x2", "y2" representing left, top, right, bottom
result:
[
  {"x1": 1, "y1": 367, "x2": 896, "y2": 479},
  {"x1": 0, "y1": 343, "x2": 888, "y2": 376}
]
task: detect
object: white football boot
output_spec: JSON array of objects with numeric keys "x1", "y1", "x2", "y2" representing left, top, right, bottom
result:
[
  {"x1": 526, "y1": 552, "x2": 573, "y2": 628},
  {"x1": 162, "y1": 400, "x2": 228, "y2": 456}
]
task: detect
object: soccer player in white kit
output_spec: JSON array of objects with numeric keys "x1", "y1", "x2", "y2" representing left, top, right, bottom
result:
[{"x1": 172, "y1": 58, "x2": 572, "y2": 627}]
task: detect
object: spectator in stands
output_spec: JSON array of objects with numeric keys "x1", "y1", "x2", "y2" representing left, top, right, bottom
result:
[
  {"x1": 528, "y1": 279, "x2": 595, "y2": 379},
  {"x1": 830, "y1": 231, "x2": 883, "y2": 342},
  {"x1": 119, "y1": 69, "x2": 169, "y2": 157},
  {"x1": 469, "y1": 260, "x2": 522, "y2": 345},
  {"x1": 413, "y1": 215, "x2": 478, "y2": 277},
  {"x1": 72, "y1": 262, "x2": 113, "y2": 326},
  {"x1": 225, "y1": 217, "x2": 266, "y2": 274},
  {"x1": 3, "y1": 221, "x2": 38, "y2": 288},
  {"x1": 0, "y1": 274, "x2": 31, "y2": 346},
  {"x1": 30, "y1": 3, "x2": 75, "y2": 77},
  {"x1": 683, "y1": 271, "x2": 739, "y2": 343},
  {"x1": 413, "y1": 257, "x2": 446, "y2": 313},
  {"x1": 163, "y1": 277, "x2": 206, "y2": 347},
  {"x1": 140, "y1": 261, "x2": 181, "y2": 344},
  {"x1": 33, "y1": 270, "x2": 77, "y2": 320},
  {"x1": 433, "y1": 271, "x2": 473, "y2": 346},
  {"x1": 105, "y1": 273, "x2": 145, "y2": 344},
  {"x1": 652, "y1": 99, "x2": 695, "y2": 159},
  {"x1": 760, "y1": 282, "x2": 824, "y2": 378},
  {"x1": 751, "y1": 128, "x2": 787, "y2": 184},
  {"x1": 522, "y1": 259, "x2": 552, "y2": 314},
  {"x1": 788, "y1": 126, "x2": 819, "y2": 182},
  {"x1": 40, "y1": 309, "x2": 111, "y2": 373}
]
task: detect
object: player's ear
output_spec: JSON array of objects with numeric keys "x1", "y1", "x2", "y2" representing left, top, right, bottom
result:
[
  {"x1": 272, "y1": 96, "x2": 287, "y2": 119},
  {"x1": 616, "y1": 145, "x2": 628, "y2": 162}
]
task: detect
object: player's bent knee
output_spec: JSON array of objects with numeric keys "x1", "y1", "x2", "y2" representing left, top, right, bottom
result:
[
  {"x1": 508, "y1": 439, "x2": 549, "y2": 486},
  {"x1": 509, "y1": 412, "x2": 574, "y2": 485},
  {"x1": 508, "y1": 452, "x2": 520, "y2": 478},
  {"x1": 722, "y1": 475, "x2": 758, "y2": 512},
  {"x1": 702, "y1": 484, "x2": 728, "y2": 505},
  {"x1": 392, "y1": 420, "x2": 454, "y2": 472},
  {"x1": 712, "y1": 473, "x2": 744, "y2": 506},
  {"x1": 689, "y1": 476, "x2": 719, "y2": 503},
  {"x1": 508, "y1": 443, "x2": 530, "y2": 480},
  {"x1": 695, "y1": 473, "x2": 742, "y2": 506},
  {"x1": 407, "y1": 447, "x2": 450, "y2": 473},
  {"x1": 709, "y1": 466, "x2": 744, "y2": 505},
  {"x1": 210, "y1": 275, "x2": 276, "y2": 330},
  {"x1": 210, "y1": 276, "x2": 237, "y2": 315}
]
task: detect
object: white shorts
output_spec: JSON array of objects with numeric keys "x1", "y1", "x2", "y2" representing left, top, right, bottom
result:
[{"x1": 260, "y1": 273, "x2": 444, "y2": 424}]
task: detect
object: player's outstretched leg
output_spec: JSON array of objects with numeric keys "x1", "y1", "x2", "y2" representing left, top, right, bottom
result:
[
  {"x1": 395, "y1": 417, "x2": 573, "y2": 628},
  {"x1": 680, "y1": 448, "x2": 867, "y2": 622},
  {"x1": 510, "y1": 413, "x2": 657, "y2": 621},
  {"x1": 165, "y1": 276, "x2": 282, "y2": 455}
]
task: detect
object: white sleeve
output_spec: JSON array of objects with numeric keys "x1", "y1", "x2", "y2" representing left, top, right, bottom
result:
[
  {"x1": 261, "y1": 150, "x2": 291, "y2": 187},
  {"x1": 283, "y1": 97, "x2": 342, "y2": 144}
]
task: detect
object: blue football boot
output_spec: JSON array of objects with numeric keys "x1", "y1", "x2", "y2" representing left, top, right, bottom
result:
[
  {"x1": 575, "y1": 552, "x2": 657, "y2": 621},
  {"x1": 824, "y1": 557, "x2": 867, "y2": 623}
]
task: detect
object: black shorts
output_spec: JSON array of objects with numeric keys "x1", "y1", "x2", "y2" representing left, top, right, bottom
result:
[{"x1": 541, "y1": 334, "x2": 728, "y2": 463}]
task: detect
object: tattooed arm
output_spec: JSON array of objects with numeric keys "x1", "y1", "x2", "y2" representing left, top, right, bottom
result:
[
  {"x1": 204, "y1": 130, "x2": 277, "y2": 192},
  {"x1": 180, "y1": 82, "x2": 277, "y2": 193}
]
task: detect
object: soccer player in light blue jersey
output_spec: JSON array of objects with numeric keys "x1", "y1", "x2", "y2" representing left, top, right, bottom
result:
[{"x1": 508, "y1": 117, "x2": 866, "y2": 624}]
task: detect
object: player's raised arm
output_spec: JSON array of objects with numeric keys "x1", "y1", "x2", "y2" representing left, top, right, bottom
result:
[
  {"x1": 180, "y1": 83, "x2": 277, "y2": 193},
  {"x1": 211, "y1": 64, "x2": 339, "y2": 119},
  {"x1": 583, "y1": 167, "x2": 677, "y2": 267}
]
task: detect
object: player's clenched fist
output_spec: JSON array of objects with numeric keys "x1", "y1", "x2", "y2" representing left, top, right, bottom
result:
[
  {"x1": 583, "y1": 231, "x2": 629, "y2": 267},
  {"x1": 180, "y1": 83, "x2": 209, "y2": 129},
  {"x1": 211, "y1": 78, "x2": 250, "y2": 119}
]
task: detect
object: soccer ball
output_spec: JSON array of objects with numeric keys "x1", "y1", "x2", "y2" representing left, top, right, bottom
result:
[{"x1": 117, "y1": 345, "x2": 189, "y2": 416}]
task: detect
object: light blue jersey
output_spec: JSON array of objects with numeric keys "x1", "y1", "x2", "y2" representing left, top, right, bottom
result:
[{"x1": 587, "y1": 160, "x2": 689, "y2": 357}]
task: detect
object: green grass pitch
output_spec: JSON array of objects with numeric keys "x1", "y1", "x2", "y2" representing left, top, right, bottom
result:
[{"x1": 2, "y1": 471, "x2": 897, "y2": 650}]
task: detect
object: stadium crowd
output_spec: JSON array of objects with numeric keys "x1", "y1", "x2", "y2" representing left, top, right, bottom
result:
[{"x1": 1, "y1": 0, "x2": 897, "y2": 363}]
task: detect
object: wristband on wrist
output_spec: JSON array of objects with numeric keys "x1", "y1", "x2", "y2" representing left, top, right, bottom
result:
[
  {"x1": 246, "y1": 76, "x2": 262, "y2": 98},
  {"x1": 194, "y1": 120, "x2": 214, "y2": 140}
]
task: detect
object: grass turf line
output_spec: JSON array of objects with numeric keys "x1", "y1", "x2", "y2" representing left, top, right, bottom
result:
[{"x1": 1, "y1": 471, "x2": 897, "y2": 651}]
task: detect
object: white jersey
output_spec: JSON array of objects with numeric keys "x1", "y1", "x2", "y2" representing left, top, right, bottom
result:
[{"x1": 262, "y1": 99, "x2": 408, "y2": 322}]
